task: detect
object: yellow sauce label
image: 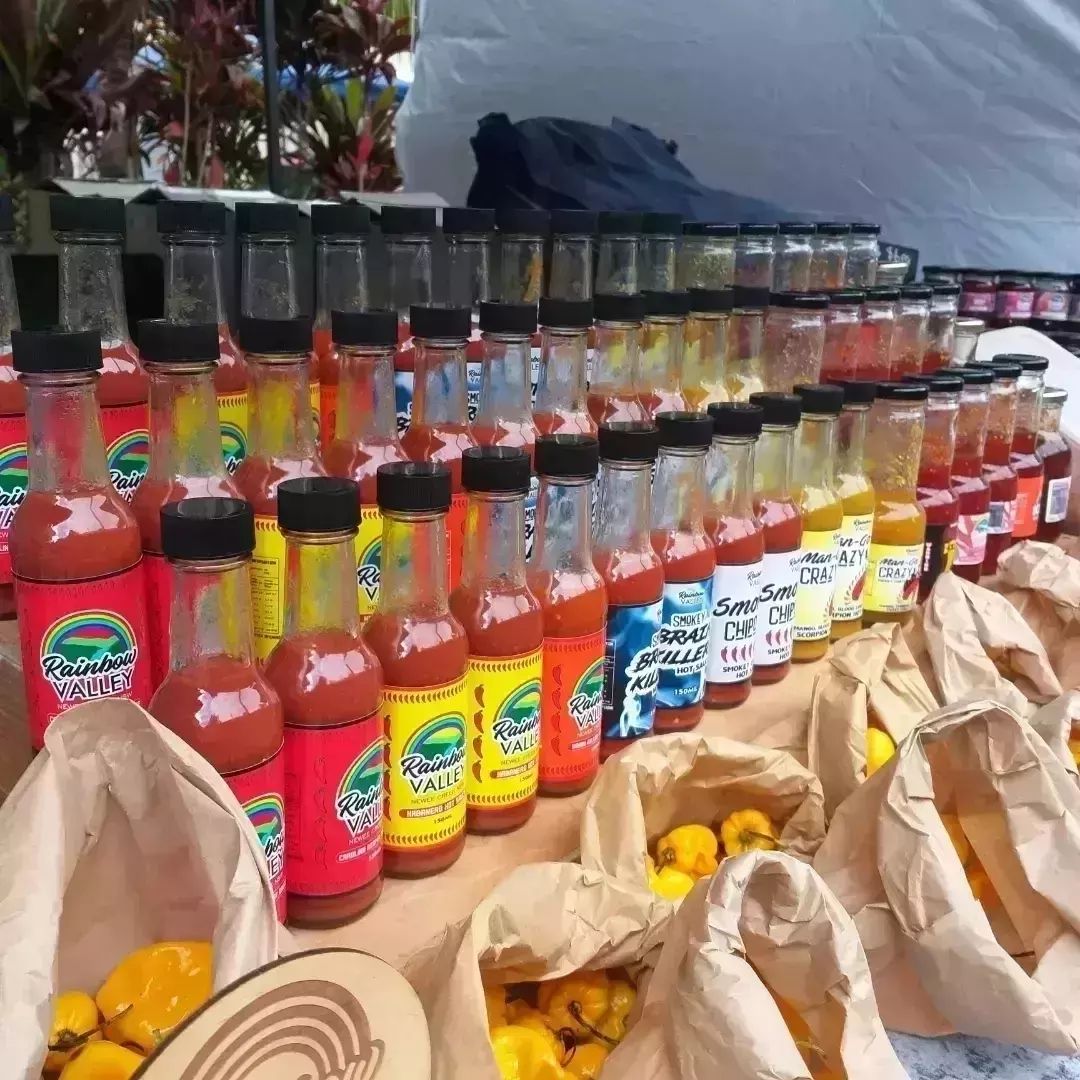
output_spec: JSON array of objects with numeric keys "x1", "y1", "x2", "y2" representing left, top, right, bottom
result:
[
  {"x1": 384, "y1": 676, "x2": 468, "y2": 851},
  {"x1": 831, "y1": 513, "x2": 874, "y2": 622},
  {"x1": 251, "y1": 514, "x2": 287, "y2": 660},
  {"x1": 216, "y1": 390, "x2": 248, "y2": 475},
  {"x1": 355, "y1": 505, "x2": 383, "y2": 618},
  {"x1": 465, "y1": 649, "x2": 541, "y2": 810},
  {"x1": 864, "y1": 542, "x2": 923, "y2": 614},
  {"x1": 793, "y1": 528, "x2": 839, "y2": 642}
]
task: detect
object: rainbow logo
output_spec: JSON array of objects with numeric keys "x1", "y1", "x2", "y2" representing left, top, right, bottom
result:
[
  {"x1": 243, "y1": 793, "x2": 285, "y2": 880},
  {"x1": 106, "y1": 429, "x2": 149, "y2": 500},
  {"x1": 356, "y1": 535, "x2": 382, "y2": 606},
  {"x1": 39, "y1": 610, "x2": 139, "y2": 701},
  {"x1": 399, "y1": 712, "x2": 466, "y2": 796},
  {"x1": 568, "y1": 659, "x2": 604, "y2": 734},
  {"x1": 220, "y1": 422, "x2": 247, "y2": 475},
  {"x1": 335, "y1": 741, "x2": 383, "y2": 837},
  {"x1": 0, "y1": 441, "x2": 28, "y2": 528},
  {"x1": 492, "y1": 679, "x2": 541, "y2": 757}
]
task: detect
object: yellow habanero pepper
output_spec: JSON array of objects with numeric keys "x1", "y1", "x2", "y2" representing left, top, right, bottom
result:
[
  {"x1": 485, "y1": 985, "x2": 509, "y2": 1028},
  {"x1": 594, "y1": 977, "x2": 637, "y2": 1042},
  {"x1": 45, "y1": 991, "x2": 100, "y2": 1073},
  {"x1": 505, "y1": 1003, "x2": 563, "y2": 1058},
  {"x1": 719, "y1": 809, "x2": 778, "y2": 857},
  {"x1": 490, "y1": 1025, "x2": 568, "y2": 1080},
  {"x1": 646, "y1": 855, "x2": 695, "y2": 900},
  {"x1": 58, "y1": 1041, "x2": 144, "y2": 1080},
  {"x1": 656, "y1": 824, "x2": 720, "y2": 878},
  {"x1": 538, "y1": 972, "x2": 610, "y2": 1039},
  {"x1": 865, "y1": 727, "x2": 896, "y2": 777},
  {"x1": 96, "y1": 941, "x2": 212, "y2": 1055},
  {"x1": 565, "y1": 1041, "x2": 609, "y2": 1078}
]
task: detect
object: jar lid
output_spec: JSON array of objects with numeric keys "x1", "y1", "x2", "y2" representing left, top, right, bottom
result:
[
  {"x1": 874, "y1": 381, "x2": 928, "y2": 401},
  {"x1": 409, "y1": 304, "x2": 471, "y2": 340},
  {"x1": 865, "y1": 286, "x2": 900, "y2": 301},
  {"x1": 597, "y1": 211, "x2": 643, "y2": 235},
  {"x1": 738, "y1": 223, "x2": 778, "y2": 236},
  {"x1": 462, "y1": 446, "x2": 531, "y2": 494},
  {"x1": 310, "y1": 202, "x2": 371, "y2": 236},
  {"x1": 377, "y1": 461, "x2": 451, "y2": 513},
  {"x1": 655, "y1": 411, "x2": 714, "y2": 449},
  {"x1": 278, "y1": 477, "x2": 360, "y2": 533},
  {"x1": 816, "y1": 222, "x2": 851, "y2": 236},
  {"x1": 826, "y1": 379, "x2": 878, "y2": 405},
  {"x1": 235, "y1": 201, "x2": 298, "y2": 237},
  {"x1": 997, "y1": 273, "x2": 1032, "y2": 286},
  {"x1": 238, "y1": 316, "x2": 313, "y2": 355},
  {"x1": 332, "y1": 309, "x2": 399, "y2": 348},
  {"x1": 769, "y1": 291, "x2": 829, "y2": 310},
  {"x1": 641, "y1": 212, "x2": 682, "y2": 234},
  {"x1": 849, "y1": 223, "x2": 881, "y2": 235},
  {"x1": 931, "y1": 283, "x2": 961, "y2": 297},
  {"x1": 535, "y1": 434, "x2": 599, "y2": 478},
  {"x1": 793, "y1": 383, "x2": 843, "y2": 415},
  {"x1": 156, "y1": 199, "x2": 226, "y2": 236},
  {"x1": 137, "y1": 320, "x2": 220, "y2": 364},
  {"x1": 900, "y1": 285, "x2": 933, "y2": 300},
  {"x1": 50, "y1": 194, "x2": 125, "y2": 236},
  {"x1": 441, "y1": 207, "x2": 495, "y2": 235},
  {"x1": 11, "y1": 328, "x2": 102, "y2": 373},
  {"x1": 827, "y1": 289, "x2": 865, "y2": 304},
  {"x1": 496, "y1": 207, "x2": 549, "y2": 235},
  {"x1": 778, "y1": 222, "x2": 816, "y2": 235},
  {"x1": 683, "y1": 221, "x2": 737, "y2": 237},
  {"x1": 598, "y1": 421, "x2": 660, "y2": 462},
  {"x1": 748, "y1": 391, "x2": 802, "y2": 426},
  {"x1": 992, "y1": 352, "x2": 1049, "y2": 373},
  {"x1": 946, "y1": 365, "x2": 994, "y2": 385},
  {"x1": 688, "y1": 287, "x2": 734, "y2": 314},
  {"x1": 479, "y1": 301, "x2": 537, "y2": 335},
  {"x1": 643, "y1": 289, "x2": 691, "y2": 317},
  {"x1": 594, "y1": 292, "x2": 645, "y2": 322},
  {"x1": 902, "y1": 372, "x2": 963, "y2": 393},
  {"x1": 732, "y1": 285, "x2": 771, "y2": 310},
  {"x1": 538, "y1": 297, "x2": 593, "y2": 329},
  {"x1": 707, "y1": 402, "x2": 763, "y2": 437},
  {"x1": 1044, "y1": 386, "x2": 1068, "y2": 404},
  {"x1": 379, "y1": 205, "x2": 437, "y2": 235},
  {"x1": 161, "y1": 497, "x2": 254, "y2": 560},
  {"x1": 549, "y1": 209, "x2": 598, "y2": 235},
  {"x1": 955, "y1": 317, "x2": 986, "y2": 331}
]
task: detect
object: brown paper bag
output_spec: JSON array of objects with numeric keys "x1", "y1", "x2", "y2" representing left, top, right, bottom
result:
[
  {"x1": 405, "y1": 862, "x2": 672, "y2": 1080},
  {"x1": 808, "y1": 623, "x2": 939, "y2": 817},
  {"x1": 613, "y1": 850, "x2": 908, "y2": 1080},
  {"x1": 578, "y1": 733, "x2": 827, "y2": 889},
  {"x1": 0, "y1": 700, "x2": 280, "y2": 1079},
  {"x1": 814, "y1": 699, "x2": 1080, "y2": 1053}
]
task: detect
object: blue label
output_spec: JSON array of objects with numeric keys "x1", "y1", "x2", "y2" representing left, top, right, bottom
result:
[
  {"x1": 656, "y1": 577, "x2": 712, "y2": 709},
  {"x1": 394, "y1": 370, "x2": 413, "y2": 436},
  {"x1": 601, "y1": 598, "x2": 663, "y2": 739}
]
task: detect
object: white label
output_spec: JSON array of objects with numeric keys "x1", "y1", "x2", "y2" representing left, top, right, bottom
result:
[
  {"x1": 706, "y1": 561, "x2": 763, "y2": 684},
  {"x1": 1046, "y1": 476, "x2": 1072, "y2": 523},
  {"x1": 831, "y1": 513, "x2": 873, "y2": 621},
  {"x1": 793, "y1": 529, "x2": 839, "y2": 643},
  {"x1": 988, "y1": 499, "x2": 1015, "y2": 535},
  {"x1": 752, "y1": 549, "x2": 800, "y2": 668}
]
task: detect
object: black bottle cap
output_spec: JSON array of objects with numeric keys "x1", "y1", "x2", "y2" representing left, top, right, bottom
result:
[
  {"x1": 598, "y1": 211, "x2": 643, "y2": 235},
  {"x1": 376, "y1": 461, "x2": 452, "y2": 513},
  {"x1": 332, "y1": 309, "x2": 398, "y2": 348},
  {"x1": 593, "y1": 292, "x2": 645, "y2": 323},
  {"x1": 683, "y1": 221, "x2": 737, "y2": 237},
  {"x1": 828, "y1": 289, "x2": 866, "y2": 304},
  {"x1": 946, "y1": 365, "x2": 994, "y2": 386},
  {"x1": 462, "y1": 446, "x2": 531, "y2": 494},
  {"x1": 900, "y1": 285, "x2": 933, "y2": 300},
  {"x1": 793, "y1": 383, "x2": 844, "y2": 415},
  {"x1": 11, "y1": 329, "x2": 102, "y2": 374},
  {"x1": 987, "y1": 358, "x2": 1022, "y2": 379},
  {"x1": 732, "y1": 286, "x2": 771, "y2": 310},
  {"x1": 137, "y1": 320, "x2": 220, "y2": 364},
  {"x1": 902, "y1": 372, "x2": 964, "y2": 393},
  {"x1": 993, "y1": 352, "x2": 1049, "y2": 373},
  {"x1": 50, "y1": 195, "x2": 125, "y2": 236},
  {"x1": 874, "y1": 381, "x2": 929, "y2": 401},
  {"x1": 598, "y1": 421, "x2": 660, "y2": 462},
  {"x1": 850, "y1": 223, "x2": 881, "y2": 235},
  {"x1": 479, "y1": 301, "x2": 537, "y2": 335},
  {"x1": 238, "y1": 315, "x2": 313, "y2": 355},
  {"x1": 277, "y1": 477, "x2": 360, "y2": 533},
  {"x1": 0, "y1": 194, "x2": 13, "y2": 237},
  {"x1": 748, "y1": 392, "x2": 802, "y2": 426},
  {"x1": 826, "y1": 379, "x2": 878, "y2": 405},
  {"x1": 656, "y1": 411, "x2": 714, "y2": 448},
  {"x1": 643, "y1": 289, "x2": 691, "y2": 318},
  {"x1": 535, "y1": 434, "x2": 600, "y2": 479},
  {"x1": 641, "y1": 212, "x2": 682, "y2": 234},
  {"x1": 770, "y1": 291, "x2": 829, "y2": 310},
  {"x1": 738, "y1": 223, "x2": 779, "y2": 236},
  {"x1": 931, "y1": 283, "x2": 961, "y2": 297},
  {"x1": 496, "y1": 208, "x2": 549, "y2": 235},
  {"x1": 161, "y1": 497, "x2": 254, "y2": 560},
  {"x1": 549, "y1": 209, "x2": 598, "y2": 234},
  {"x1": 816, "y1": 222, "x2": 851, "y2": 236},
  {"x1": 310, "y1": 202, "x2": 371, "y2": 236},
  {"x1": 865, "y1": 286, "x2": 900, "y2": 301},
  {"x1": 778, "y1": 222, "x2": 816, "y2": 235},
  {"x1": 379, "y1": 205, "x2": 437, "y2": 235},
  {"x1": 234, "y1": 201, "x2": 299, "y2": 236},
  {"x1": 409, "y1": 304, "x2": 471, "y2": 340},
  {"x1": 707, "y1": 402, "x2": 763, "y2": 438},
  {"x1": 538, "y1": 297, "x2": 593, "y2": 329},
  {"x1": 688, "y1": 287, "x2": 734, "y2": 314},
  {"x1": 156, "y1": 200, "x2": 226, "y2": 236},
  {"x1": 442, "y1": 207, "x2": 495, "y2": 235}
]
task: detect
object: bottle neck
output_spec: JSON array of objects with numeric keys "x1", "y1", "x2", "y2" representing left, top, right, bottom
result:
[
  {"x1": 954, "y1": 390, "x2": 989, "y2": 476},
  {"x1": 58, "y1": 235, "x2": 129, "y2": 344},
  {"x1": 0, "y1": 241, "x2": 18, "y2": 351},
  {"x1": 412, "y1": 339, "x2": 468, "y2": 426},
  {"x1": 596, "y1": 459, "x2": 652, "y2": 552},
  {"x1": 169, "y1": 558, "x2": 256, "y2": 669},
  {"x1": 754, "y1": 424, "x2": 795, "y2": 499},
  {"x1": 836, "y1": 406, "x2": 869, "y2": 483},
  {"x1": 378, "y1": 509, "x2": 448, "y2": 615},
  {"x1": 640, "y1": 315, "x2": 683, "y2": 390},
  {"x1": 652, "y1": 446, "x2": 707, "y2": 532},
  {"x1": 283, "y1": 530, "x2": 360, "y2": 637},
  {"x1": 795, "y1": 414, "x2": 837, "y2": 490},
  {"x1": 866, "y1": 402, "x2": 923, "y2": 492},
  {"x1": 23, "y1": 372, "x2": 110, "y2": 491},
  {"x1": 163, "y1": 235, "x2": 228, "y2": 326},
  {"x1": 1041, "y1": 401, "x2": 1064, "y2": 435},
  {"x1": 1013, "y1": 373, "x2": 1044, "y2": 450},
  {"x1": 462, "y1": 491, "x2": 527, "y2": 586},
  {"x1": 641, "y1": 236, "x2": 678, "y2": 291},
  {"x1": 596, "y1": 235, "x2": 639, "y2": 294},
  {"x1": 548, "y1": 236, "x2": 594, "y2": 300},
  {"x1": 247, "y1": 353, "x2": 318, "y2": 459},
  {"x1": 707, "y1": 436, "x2": 756, "y2": 516},
  {"x1": 146, "y1": 362, "x2": 229, "y2": 481},
  {"x1": 336, "y1": 345, "x2": 399, "y2": 444},
  {"x1": 986, "y1": 381, "x2": 1018, "y2": 465},
  {"x1": 592, "y1": 321, "x2": 640, "y2": 390},
  {"x1": 445, "y1": 235, "x2": 492, "y2": 311},
  {"x1": 386, "y1": 236, "x2": 433, "y2": 317},
  {"x1": 530, "y1": 475, "x2": 593, "y2": 572},
  {"x1": 921, "y1": 394, "x2": 959, "y2": 487},
  {"x1": 240, "y1": 236, "x2": 298, "y2": 318},
  {"x1": 476, "y1": 332, "x2": 532, "y2": 423},
  {"x1": 498, "y1": 235, "x2": 544, "y2": 303},
  {"x1": 315, "y1": 237, "x2": 369, "y2": 328},
  {"x1": 535, "y1": 327, "x2": 588, "y2": 416}
]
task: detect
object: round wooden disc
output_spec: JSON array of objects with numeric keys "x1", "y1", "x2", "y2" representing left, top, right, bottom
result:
[{"x1": 134, "y1": 947, "x2": 431, "y2": 1080}]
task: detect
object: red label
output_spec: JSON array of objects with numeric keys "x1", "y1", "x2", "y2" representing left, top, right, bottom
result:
[
  {"x1": 284, "y1": 717, "x2": 383, "y2": 899},
  {"x1": 954, "y1": 512, "x2": 989, "y2": 567},
  {"x1": 101, "y1": 402, "x2": 150, "y2": 502},
  {"x1": 15, "y1": 562, "x2": 153, "y2": 749},
  {"x1": 0, "y1": 413, "x2": 27, "y2": 586},
  {"x1": 320, "y1": 381, "x2": 338, "y2": 451},
  {"x1": 539, "y1": 629, "x2": 604, "y2": 786},
  {"x1": 1012, "y1": 473, "x2": 1044, "y2": 539},
  {"x1": 960, "y1": 290, "x2": 995, "y2": 315},
  {"x1": 447, "y1": 492, "x2": 466, "y2": 591},
  {"x1": 227, "y1": 752, "x2": 287, "y2": 923},
  {"x1": 144, "y1": 551, "x2": 171, "y2": 690}
]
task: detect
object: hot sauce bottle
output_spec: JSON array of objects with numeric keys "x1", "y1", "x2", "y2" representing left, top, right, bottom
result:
[
  {"x1": 233, "y1": 315, "x2": 325, "y2": 660},
  {"x1": 924, "y1": 284, "x2": 960, "y2": 372},
  {"x1": 825, "y1": 380, "x2": 876, "y2": 638},
  {"x1": 534, "y1": 298, "x2": 596, "y2": 437},
  {"x1": 311, "y1": 202, "x2": 371, "y2": 444},
  {"x1": 1037, "y1": 387, "x2": 1072, "y2": 541},
  {"x1": 948, "y1": 365, "x2": 993, "y2": 582},
  {"x1": 727, "y1": 287, "x2": 769, "y2": 400},
  {"x1": 1006, "y1": 354, "x2": 1049, "y2": 547},
  {"x1": 131, "y1": 321, "x2": 241, "y2": 688},
  {"x1": 746, "y1": 393, "x2": 803, "y2": 683},
  {"x1": 862, "y1": 383, "x2": 928, "y2": 625},
  {"x1": 450, "y1": 447, "x2": 543, "y2": 834},
  {"x1": 496, "y1": 208, "x2": 548, "y2": 303},
  {"x1": 52, "y1": 195, "x2": 149, "y2": 502},
  {"x1": 0, "y1": 195, "x2": 24, "y2": 620},
  {"x1": 981, "y1": 359, "x2": 1020, "y2": 573},
  {"x1": 595, "y1": 422, "x2": 664, "y2": 759},
  {"x1": 587, "y1": 293, "x2": 649, "y2": 426},
  {"x1": 683, "y1": 287, "x2": 732, "y2": 411},
  {"x1": 639, "y1": 290, "x2": 690, "y2": 418},
  {"x1": 527, "y1": 435, "x2": 605, "y2": 796},
  {"x1": 400, "y1": 304, "x2": 476, "y2": 590},
  {"x1": 150, "y1": 497, "x2": 285, "y2": 920},
  {"x1": 790, "y1": 384, "x2": 844, "y2": 661},
  {"x1": 547, "y1": 210, "x2": 597, "y2": 301},
  {"x1": 820, "y1": 290, "x2": 864, "y2": 381},
  {"x1": 651, "y1": 412, "x2": 715, "y2": 731},
  {"x1": 323, "y1": 310, "x2": 406, "y2": 618},
  {"x1": 11, "y1": 330, "x2": 152, "y2": 749},
  {"x1": 157, "y1": 200, "x2": 247, "y2": 473},
  {"x1": 858, "y1": 286, "x2": 897, "y2": 382},
  {"x1": 889, "y1": 285, "x2": 931, "y2": 379},
  {"x1": 263, "y1": 478, "x2": 384, "y2": 928},
  {"x1": 364, "y1": 462, "x2": 468, "y2": 877},
  {"x1": 703, "y1": 403, "x2": 764, "y2": 707},
  {"x1": 596, "y1": 212, "x2": 643, "y2": 295}
]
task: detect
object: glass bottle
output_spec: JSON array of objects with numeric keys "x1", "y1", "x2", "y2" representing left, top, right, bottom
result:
[
  {"x1": 639, "y1": 290, "x2": 690, "y2": 417},
  {"x1": 233, "y1": 315, "x2": 325, "y2": 660},
  {"x1": 595, "y1": 423, "x2": 663, "y2": 758},
  {"x1": 401, "y1": 304, "x2": 477, "y2": 590},
  {"x1": 746, "y1": 393, "x2": 803, "y2": 683},
  {"x1": 820, "y1": 289, "x2": 864, "y2": 381},
  {"x1": 11, "y1": 329, "x2": 151, "y2": 749},
  {"x1": 726, "y1": 286, "x2": 769, "y2": 400},
  {"x1": 862, "y1": 383, "x2": 927, "y2": 625},
  {"x1": 0, "y1": 194, "x2": 23, "y2": 620},
  {"x1": 150, "y1": 497, "x2": 285, "y2": 920},
  {"x1": 924, "y1": 284, "x2": 959, "y2": 374},
  {"x1": 651, "y1": 412, "x2": 715, "y2": 731},
  {"x1": 596, "y1": 211, "x2": 642, "y2": 295},
  {"x1": 587, "y1": 293, "x2": 648, "y2": 425},
  {"x1": 534, "y1": 297, "x2": 595, "y2": 437},
  {"x1": 703, "y1": 403, "x2": 764, "y2": 707},
  {"x1": 450, "y1": 446, "x2": 543, "y2": 833},
  {"x1": 1037, "y1": 387, "x2": 1072, "y2": 541},
  {"x1": 762, "y1": 292, "x2": 828, "y2": 392},
  {"x1": 826, "y1": 380, "x2": 876, "y2": 639},
  {"x1": 949, "y1": 365, "x2": 993, "y2": 581},
  {"x1": 679, "y1": 222, "x2": 737, "y2": 289},
  {"x1": 845, "y1": 224, "x2": 880, "y2": 288},
  {"x1": 131, "y1": 320, "x2": 241, "y2": 688},
  {"x1": 157, "y1": 199, "x2": 247, "y2": 474},
  {"x1": 640, "y1": 213, "x2": 681, "y2": 292},
  {"x1": 547, "y1": 210, "x2": 597, "y2": 300},
  {"x1": 735, "y1": 224, "x2": 777, "y2": 289},
  {"x1": 364, "y1": 461, "x2": 468, "y2": 875},
  {"x1": 263, "y1": 478, "x2": 384, "y2": 927},
  {"x1": 808, "y1": 223, "x2": 849, "y2": 291},
  {"x1": 323, "y1": 310, "x2": 407, "y2": 618},
  {"x1": 981, "y1": 359, "x2": 1020, "y2": 573},
  {"x1": 496, "y1": 208, "x2": 548, "y2": 303},
  {"x1": 774, "y1": 223, "x2": 814, "y2": 292},
  {"x1": 53, "y1": 194, "x2": 149, "y2": 501},
  {"x1": 1007, "y1": 354, "x2": 1048, "y2": 545},
  {"x1": 858, "y1": 286, "x2": 898, "y2": 381},
  {"x1": 952, "y1": 317, "x2": 986, "y2": 366},
  {"x1": 889, "y1": 285, "x2": 931, "y2": 379},
  {"x1": 683, "y1": 288, "x2": 732, "y2": 411}
]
